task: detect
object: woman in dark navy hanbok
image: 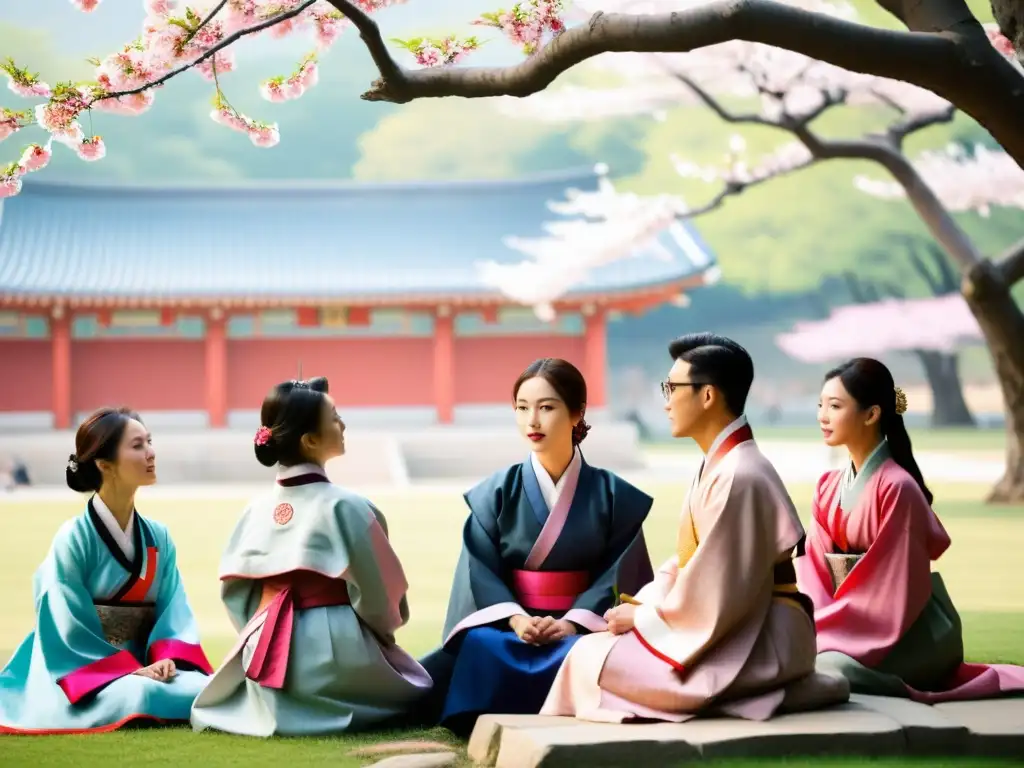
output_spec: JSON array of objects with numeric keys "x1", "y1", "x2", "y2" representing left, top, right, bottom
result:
[{"x1": 418, "y1": 358, "x2": 654, "y2": 735}]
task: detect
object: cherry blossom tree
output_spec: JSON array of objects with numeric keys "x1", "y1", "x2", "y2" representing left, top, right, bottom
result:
[
  {"x1": 478, "y1": 166, "x2": 719, "y2": 319},
  {"x1": 493, "y1": 0, "x2": 1024, "y2": 501},
  {"x1": 778, "y1": 235, "x2": 980, "y2": 427},
  {"x1": 777, "y1": 293, "x2": 982, "y2": 422}
]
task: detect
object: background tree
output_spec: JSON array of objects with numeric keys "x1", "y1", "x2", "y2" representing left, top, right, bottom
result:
[
  {"x1": 495, "y1": 0, "x2": 1024, "y2": 501},
  {"x1": 778, "y1": 233, "x2": 980, "y2": 427}
]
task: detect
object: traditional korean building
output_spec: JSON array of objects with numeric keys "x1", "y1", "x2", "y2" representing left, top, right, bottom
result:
[{"x1": 0, "y1": 167, "x2": 718, "y2": 430}]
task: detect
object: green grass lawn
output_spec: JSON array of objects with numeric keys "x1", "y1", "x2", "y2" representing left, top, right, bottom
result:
[
  {"x1": 643, "y1": 426, "x2": 1009, "y2": 454},
  {"x1": 0, "y1": 481, "x2": 1021, "y2": 766}
]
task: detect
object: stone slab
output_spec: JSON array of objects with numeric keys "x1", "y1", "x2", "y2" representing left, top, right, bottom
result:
[
  {"x1": 491, "y1": 707, "x2": 905, "y2": 768},
  {"x1": 351, "y1": 741, "x2": 457, "y2": 758},
  {"x1": 934, "y1": 698, "x2": 1024, "y2": 757},
  {"x1": 366, "y1": 753, "x2": 458, "y2": 768},
  {"x1": 847, "y1": 693, "x2": 969, "y2": 753},
  {"x1": 468, "y1": 715, "x2": 581, "y2": 766}
]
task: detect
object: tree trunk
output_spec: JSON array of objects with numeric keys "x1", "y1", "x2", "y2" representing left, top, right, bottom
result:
[
  {"x1": 961, "y1": 260, "x2": 1024, "y2": 503},
  {"x1": 911, "y1": 350, "x2": 977, "y2": 427}
]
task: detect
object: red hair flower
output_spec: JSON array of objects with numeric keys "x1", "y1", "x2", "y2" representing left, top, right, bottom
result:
[{"x1": 254, "y1": 425, "x2": 272, "y2": 446}]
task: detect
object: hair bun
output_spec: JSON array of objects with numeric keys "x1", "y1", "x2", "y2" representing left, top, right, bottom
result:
[
  {"x1": 254, "y1": 440, "x2": 279, "y2": 468},
  {"x1": 572, "y1": 419, "x2": 591, "y2": 444},
  {"x1": 66, "y1": 454, "x2": 102, "y2": 493}
]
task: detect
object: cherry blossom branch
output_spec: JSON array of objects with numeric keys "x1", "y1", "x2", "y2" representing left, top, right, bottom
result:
[
  {"x1": 190, "y1": 1, "x2": 229, "y2": 43},
  {"x1": 326, "y1": 0, "x2": 1024, "y2": 170},
  {"x1": 92, "y1": 1, "x2": 319, "y2": 104},
  {"x1": 323, "y1": 1, "x2": 402, "y2": 81},
  {"x1": 997, "y1": 235, "x2": 1024, "y2": 286}
]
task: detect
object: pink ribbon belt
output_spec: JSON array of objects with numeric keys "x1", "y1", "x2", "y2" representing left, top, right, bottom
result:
[
  {"x1": 512, "y1": 569, "x2": 589, "y2": 612},
  {"x1": 245, "y1": 573, "x2": 350, "y2": 689}
]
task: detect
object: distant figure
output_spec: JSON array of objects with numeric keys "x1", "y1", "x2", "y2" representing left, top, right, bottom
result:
[
  {"x1": 797, "y1": 357, "x2": 1024, "y2": 700},
  {"x1": 190, "y1": 377, "x2": 431, "y2": 737},
  {"x1": 10, "y1": 459, "x2": 29, "y2": 487},
  {"x1": 542, "y1": 333, "x2": 849, "y2": 723},
  {"x1": 0, "y1": 408, "x2": 213, "y2": 734},
  {"x1": 417, "y1": 358, "x2": 654, "y2": 736}
]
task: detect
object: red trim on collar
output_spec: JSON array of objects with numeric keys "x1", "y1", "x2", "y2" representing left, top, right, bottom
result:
[{"x1": 706, "y1": 424, "x2": 754, "y2": 474}]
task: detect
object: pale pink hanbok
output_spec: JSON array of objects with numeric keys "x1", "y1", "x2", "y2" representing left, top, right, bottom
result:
[
  {"x1": 542, "y1": 417, "x2": 849, "y2": 722},
  {"x1": 797, "y1": 441, "x2": 1024, "y2": 701}
]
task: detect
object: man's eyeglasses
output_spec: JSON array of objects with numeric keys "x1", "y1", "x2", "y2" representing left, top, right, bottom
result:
[{"x1": 660, "y1": 380, "x2": 707, "y2": 401}]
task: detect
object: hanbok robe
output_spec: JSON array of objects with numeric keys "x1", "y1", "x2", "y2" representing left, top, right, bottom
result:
[
  {"x1": 0, "y1": 496, "x2": 213, "y2": 734},
  {"x1": 542, "y1": 416, "x2": 850, "y2": 723},
  {"x1": 418, "y1": 448, "x2": 654, "y2": 732},
  {"x1": 796, "y1": 440, "x2": 1024, "y2": 702},
  {"x1": 189, "y1": 464, "x2": 432, "y2": 737}
]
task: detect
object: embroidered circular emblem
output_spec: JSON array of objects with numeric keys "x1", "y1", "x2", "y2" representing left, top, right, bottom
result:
[{"x1": 273, "y1": 503, "x2": 294, "y2": 525}]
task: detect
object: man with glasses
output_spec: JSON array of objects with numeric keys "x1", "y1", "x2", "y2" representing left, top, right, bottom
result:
[{"x1": 542, "y1": 333, "x2": 849, "y2": 722}]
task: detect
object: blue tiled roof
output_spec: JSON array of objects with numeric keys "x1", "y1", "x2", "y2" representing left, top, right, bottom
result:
[{"x1": 0, "y1": 167, "x2": 717, "y2": 302}]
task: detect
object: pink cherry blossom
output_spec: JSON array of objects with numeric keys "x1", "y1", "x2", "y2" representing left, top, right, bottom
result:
[
  {"x1": 249, "y1": 123, "x2": 280, "y2": 147},
  {"x1": 776, "y1": 294, "x2": 981, "y2": 358},
  {"x1": 473, "y1": 0, "x2": 565, "y2": 55},
  {"x1": 18, "y1": 143, "x2": 52, "y2": 173},
  {"x1": 144, "y1": 0, "x2": 175, "y2": 16},
  {"x1": 76, "y1": 136, "x2": 107, "y2": 161},
  {"x1": 92, "y1": 90, "x2": 157, "y2": 115},
  {"x1": 0, "y1": 174, "x2": 22, "y2": 199},
  {"x1": 260, "y1": 79, "x2": 288, "y2": 102},
  {"x1": 0, "y1": 109, "x2": 31, "y2": 143},
  {"x1": 71, "y1": 0, "x2": 101, "y2": 11},
  {"x1": 7, "y1": 80, "x2": 52, "y2": 99}
]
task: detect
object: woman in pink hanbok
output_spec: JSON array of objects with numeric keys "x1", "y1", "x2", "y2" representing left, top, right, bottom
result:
[{"x1": 797, "y1": 357, "x2": 1024, "y2": 702}]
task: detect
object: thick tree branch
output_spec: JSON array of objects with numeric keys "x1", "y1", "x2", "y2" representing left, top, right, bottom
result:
[
  {"x1": 996, "y1": 234, "x2": 1024, "y2": 285},
  {"x1": 331, "y1": 0, "x2": 1024, "y2": 171}
]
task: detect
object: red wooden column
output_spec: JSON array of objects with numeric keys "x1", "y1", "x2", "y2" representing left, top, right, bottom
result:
[
  {"x1": 433, "y1": 306, "x2": 454, "y2": 424},
  {"x1": 583, "y1": 306, "x2": 607, "y2": 407},
  {"x1": 51, "y1": 306, "x2": 72, "y2": 429},
  {"x1": 205, "y1": 308, "x2": 228, "y2": 428}
]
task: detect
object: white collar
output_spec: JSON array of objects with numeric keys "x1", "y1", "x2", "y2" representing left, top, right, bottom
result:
[
  {"x1": 92, "y1": 493, "x2": 136, "y2": 560},
  {"x1": 276, "y1": 462, "x2": 327, "y2": 481},
  {"x1": 705, "y1": 413, "x2": 748, "y2": 458},
  {"x1": 530, "y1": 447, "x2": 581, "y2": 511}
]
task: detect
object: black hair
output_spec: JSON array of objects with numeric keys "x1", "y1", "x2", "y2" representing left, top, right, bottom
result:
[
  {"x1": 667, "y1": 332, "x2": 754, "y2": 417},
  {"x1": 254, "y1": 377, "x2": 331, "y2": 468},
  {"x1": 825, "y1": 357, "x2": 933, "y2": 504},
  {"x1": 66, "y1": 407, "x2": 143, "y2": 493},
  {"x1": 512, "y1": 358, "x2": 591, "y2": 444}
]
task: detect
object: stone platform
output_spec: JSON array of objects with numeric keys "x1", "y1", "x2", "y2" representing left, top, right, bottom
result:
[{"x1": 466, "y1": 696, "x2": 1024, "y2": 767}]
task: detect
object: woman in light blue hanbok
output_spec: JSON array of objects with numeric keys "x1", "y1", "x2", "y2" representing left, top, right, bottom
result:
[
  {"x1": 190, "y1": 377, "x2": 432, "y2": 737},
  {"x1": 0, "y1": 408, "x2": 213, "y2": 734}
]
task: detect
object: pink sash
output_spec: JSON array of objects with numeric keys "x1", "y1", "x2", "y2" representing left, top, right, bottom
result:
[
  {"x1": 245, "y1": 572, "x2": 350, "y2": 689},
  {"x1": 511, "y1": 569, "x2": 590, "y2": 611}
]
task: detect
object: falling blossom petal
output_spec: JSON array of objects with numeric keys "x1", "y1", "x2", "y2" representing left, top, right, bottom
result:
[{"x1": 71, "y1": 0, "x2": 101, "y2": 11}]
